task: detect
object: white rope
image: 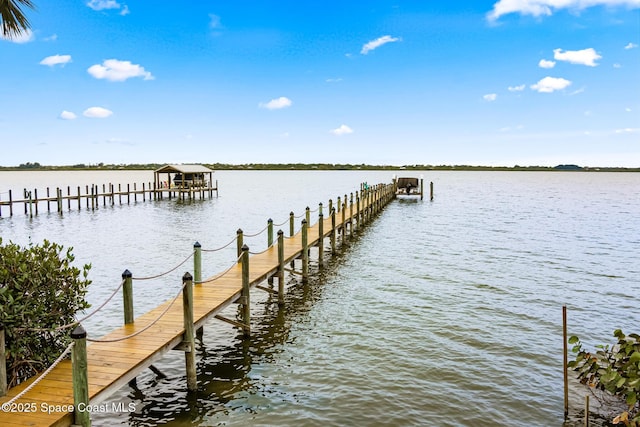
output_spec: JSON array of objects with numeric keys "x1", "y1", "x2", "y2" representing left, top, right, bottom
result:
[
  {"x1": 133, "y1": 252, "x2": 194, "y2": 280},
  {"x1": 3, "y1": 342, "x2": 75, "y2": 405}
]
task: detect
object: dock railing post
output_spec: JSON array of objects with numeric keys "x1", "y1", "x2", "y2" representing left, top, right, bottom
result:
[
  {"x1": 305, "y1": 206, "x2": 310, "y2": 226},
  {"x1": 267, "y1": 219, "x2": 274, "y2": 248},
  {"x1": 182, "y1": 272, "x2": 197, "y2": 391},
  {"x1": 318, "y1": 210, "x2": 324, "y2": 268},
  {"x1": 349, "y1": 193, "x2": 354, "y2": 235},
  {"x1": 563, "y1": 305, "x2": 569, "y2": 420},
  {"x1": 301, "y1": 219, "x2": 308, "y2": 282},
  {"x1": 194, "y1": 242, "x2": 202, "y2": 285},
  {"x1": 0, "y1": 327, "x2": 7, "y2": 396},
  {"x1": 356, "y1": 192, "x2": 361, "y2": 230},
  {"x1": 341, "y1": 200, "x2": 347, "y2": 242},
  {"x1": 277, "y1": 230, "x2": 284, "y2": 306},
  {"x1": 71, "y1": 324, "x2": 90, "y2": 427},
  {"x1": 241, "y1": 245, "x2": 251, "y2": 336},
  {"x1": 330, "y1": 207, "x2": 336, "y2": 253},
  {"x1": 236, "y1": 229, "x2": 243, "y2": 259},
  {"x1": 122, "y1": 270, "x2": 134, "y2": 325},
  {"x1": 328, "y1": 199, "x2": 333, "y2": 215},
  {"x1": 289, "y1": 212, "x2": 295, "y2": 237}
]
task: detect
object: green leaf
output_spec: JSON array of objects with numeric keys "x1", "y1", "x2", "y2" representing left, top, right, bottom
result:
[
  {"x1": 568, "y1": 335, "x2": 580, "y2": 344},
  {"x1": 626, "y1": 391, "x2": 637, "y2": 407}
]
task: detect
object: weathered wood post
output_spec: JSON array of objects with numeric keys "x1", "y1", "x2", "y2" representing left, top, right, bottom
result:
[
  {"x1": 8, "y1": 190, "x2": 13, "y2": 216},
  {"x1": 563, "y1": 305, "x2": 569, "y2": 420},
  {"x1": 56, "y1": 187, "x2": 62, "y2": 214},
  {"x1": 337, "y1": 196, "x2": 341, "y2": 213},
  {"x1": 356, "y1": 193, "x2": 360, "y2": 231},
  {"x1": 330, "y1": 207, "x2": 336, "y2": 253},
  {"x1": 76, "y1": 186, "x2": 81, "y2": 210},
  {"x1": 122, "y1": 270, "x2": 134, "y2": 325},
  {"x1": 0, "y1": 327, "x2": 7, "y2": 396},
  {"x1": 277, "y1": 230, "x2": 285, "y2": 306},
  {"x1": 305, "y1": 206, "x2": 310, "y2": 226},
  {"x1": 289, "y1": 212, "x2": 295, "y2": 237},
  {"x1": 349, "y1": 193, "x2": 354, "y2": 235},
  {"x1": 341, "y1": 200, "x2": 347, "y2": 243},
  {"x1": 182, "y1": 272, "x2": 197, "y2": 391},
  {"x1": 267, "y1": 219, "x2": 274, "y2": 248},
  {"x1": 236, "y1": 229, "x2": 243, "y2": 259},
  {"x1": 241, "y1": 245, "x2": 251, "y2": 336},
  {"x1": 71, "y1": 324, "x2": 90, "y2": 427},
  {"x1": 584, "y1": 395, "x2": 589, "y2": 427},
  {"x1": 318, "y1": 210, "x2": 324, "y2": 268},
  {"x1": 328, "y1": 199, "x2": 333, "y2": 215},
  {"x1": 430, "y1": 181, "x2": 434, "y2": 201},
  {"x1": 193, "y1": 242, "x2": 202, "y2": 285},
  {"x1": 301, "y1": 219, "x2": 308, "y2": 282},
  {"x1": 33, "y1": 189, "x2": 38, "y2": 216}
]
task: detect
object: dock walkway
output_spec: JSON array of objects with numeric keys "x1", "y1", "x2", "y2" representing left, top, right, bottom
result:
[{"x1": 0, "y1": 183, "x2": 396, "y2": 426}]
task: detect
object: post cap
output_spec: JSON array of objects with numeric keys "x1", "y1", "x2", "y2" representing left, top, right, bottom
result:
[
  {"x1": 268, "y1": 218, "x2": 273, "y2": 223},
  {"x1": 241, "y1": 244, "x2": 249, "y2": 251},
  {"x1": 277, "y1": 229, "x2": 284, "y2": 236},
  {"x1": 301, "y1": 219, "x2": 307, "y2": 224},
  {"x1": 182, "y1": 272, "x2": 193, "y2": 281},
  {"x1": 122, "y1": 269, "x2": 132, "y2": 278},
  {"x1": 194, "y1": 241, "x2": 201, "y2": 248},
  {"x1": 237, "y1": 228, "x2": 243, "y2": 234},
  {"x1": 70, "y1": 324, "x2": 87, "y2": 339}
]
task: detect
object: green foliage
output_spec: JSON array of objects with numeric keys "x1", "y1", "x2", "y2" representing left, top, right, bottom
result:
[
  {"x1": 0, "y1": 238, "x2": 91, "y2": 387},
  {"x1": 568, "y1": 330, "x2": 640, "y2": 426}
]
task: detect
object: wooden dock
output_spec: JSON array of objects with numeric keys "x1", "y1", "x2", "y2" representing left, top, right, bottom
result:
[
  {"x1": 0, "y1": 182, "x2": 396, "y2": 426},
  {"x1": 0, "y1": 181, "x2": 218, "y2": 217}
]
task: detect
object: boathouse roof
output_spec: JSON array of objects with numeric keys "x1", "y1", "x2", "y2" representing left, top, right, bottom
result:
[{"x1": 154, "y1": 164, "x2": 214, "y2": 174}]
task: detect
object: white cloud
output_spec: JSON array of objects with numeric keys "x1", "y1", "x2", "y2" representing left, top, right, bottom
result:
[
  {"x1": 120, "y1": 5, "x2": 130, "y2": 15},
  {"x1": 487, "y1": 0, "x2": 640, "y2": 22},
  {"x1": 613, "y1": 63, "x2": 621, "y2": 68},
  {"x1": 553, "y1": 48, "x2": 601, "y2": 66},
  {"x1": 330, "y1": 124, "x2": 354, "y2": 136},
  {"x1": 625, "y1": 42, "x2": 638, "y2": 49},
  {"x1": 87, "y1": 0, "x2": 120, "y2": 10},
  {"x1": 615, "y1": 128, "x2": 640, "y2": 134},
  {"x1": 259, "y1": 97, "x2": 292, "y2": 110},
  {"x1": 59, "y1": 111, "x2": 77, "y2": 120},
  {"x1": 87, "y1": 59, "x2": 154, "y2": 81},
  {"x1": 40, "y1": 54, "x2": 72, "y2": 67},
  {"x1": 483, "y1": 93, "x2": 498, "y2": 101},
  {"x1": 1, "y1": 29, "x2": 34, "y2": 43},
  {"x1": 326, "y1": 78, "x2": 343, "y2": 83},
  {"x1": 538, "y1": 59, "x2": 556, "y2": 68},
  {"x1": 361, "y1": 35, "x2": 401, "y2": 55},
  {"x1": 508, "y1": 84, "x2": 526, "y2": 92},
  {"x1": 44, "y1": 34, "x2": 58, "y2": 42},
  {"x1": 83, "y1": 107, "x2": 113, "y2": 118},
  {"x1": 530, "y1": 76, "x2": 572, "y2": 93}
]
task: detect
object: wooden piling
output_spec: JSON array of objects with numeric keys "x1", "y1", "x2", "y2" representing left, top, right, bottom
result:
[
  {"x1": 305, "y1": 206, "x2": 310, "y2": 225},
  {"x1": 71, "y1": 324, "x2": 90, "y2": 427},
  {"x1": 182, "y1": 272, "x2": 197, "y2": 391},
  {"x1": 277, "y1": 230, "x2": 285, "y2": 306},
  {"x1": 330, "y1": 207, "x2": 336, "y2": 253},
  {"x1": 289, "y1": 212, "x2": 295, "y2": 237},
  {"x1": 318, "y1": 211, "x2": 324, "y2": 267},
  {"x1": 584, "y1": 395, "x2": 589, "y2": 427},
  {"x1": 563, "y1": 305, "x2": 569, "y2": 419},
  {"x1": 122, "y1": 270, "x2": 134, "y2": 325},
  {"x1": 236, "y1": 229, "x2": 243, "y2": 259},
  {"x1": 193, "y1": 242, "x2": 203, "y2": 336},
  {"x1": 241, "y1": 245, "x2": 251, "y2": 336},
  {"x1": 301, "y1": 219, "x2": 308, "y2": 282},
  {"x1": 430, "y1": 181, "x2": 434, "y2": 201},
  {"x1": 0, "y1": 328, "x2": 6, "y2": 397},
  {"x1": 267, "y1": 219, "x2": 274, "y2": 248}
]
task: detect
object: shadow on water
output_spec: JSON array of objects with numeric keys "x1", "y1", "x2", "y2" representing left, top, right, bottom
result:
[{"x1": 93, "y1": 225, "x2": 368, "y2": 426}]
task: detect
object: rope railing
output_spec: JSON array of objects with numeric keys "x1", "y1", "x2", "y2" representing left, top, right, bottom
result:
[
  {"x1": 87, "y1": 281, "x2": 187, "y2": 343},
  {"x1": 201, "y1": 236, "x2": 238, "y2": 253},
  {"x1": 2, "y1": 341, "x2": 74, "y2": 405},
  {"x1": 195, "y1": 254, "x2": 243, "y2": 285},
  {"x1": 14, "y1": 278, "x2": 127, "y2": 333},
  {"x1": 243, "y1": 224, "x2": 269, "y2": 238},
  {"x1": 132, "y1": 251, "x2": 194, "y2": 281}
]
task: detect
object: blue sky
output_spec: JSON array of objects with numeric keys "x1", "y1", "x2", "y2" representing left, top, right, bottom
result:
[{"x1": 1, "y1": 0, "x2": 638, "y2": 167}]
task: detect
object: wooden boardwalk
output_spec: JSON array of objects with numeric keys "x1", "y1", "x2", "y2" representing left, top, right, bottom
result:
[{"x1": 0, "y1": 183, "x2": 395, "y2": 426}]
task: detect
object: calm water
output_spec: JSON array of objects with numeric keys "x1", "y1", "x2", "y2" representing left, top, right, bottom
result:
[{"x1": 1, "y1": 170, "x2": 638, "y2": 426}]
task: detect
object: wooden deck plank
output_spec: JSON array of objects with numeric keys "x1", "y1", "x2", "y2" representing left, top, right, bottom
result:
[{"x1": 0, "y1": 185, "x2": 391, "y2": 426}]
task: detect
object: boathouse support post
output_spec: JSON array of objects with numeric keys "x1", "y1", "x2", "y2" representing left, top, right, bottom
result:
[
  {"x1": 330, "y1": 208, "x2": 336, "y2": 254},
  {"x1": 277, "y1": 230, "x2": 285, "y2": 306},
  {"x1": 122, "y1": 270, "x2": 134, "y2": 325},
  {"x1": 71, "y1": 324, "x2": 90, "y2": 427},
  {"x1": 318, "y1": 211, "x2": 324, "y2": 268},
  {"x1": 182, "y1": 272, "x2": 197, "y2": 391},
  {"x1": 0, "y1": 328, "x2": 6, "y2": 396},
  {"x1": 241, "y1": 245, "x2": 251, "y2": 337},
  {"x1": 301, "y1": 219, "x2": 308, "y2": 282},
  {"x1": 236, "y1": 229, "x2": 243, "y2": 259},
  {"x1": 289, "y1": 212, "x2": 295, "y2": 237}
]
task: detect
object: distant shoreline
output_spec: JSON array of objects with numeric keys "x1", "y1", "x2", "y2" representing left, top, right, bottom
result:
[{"x1": 0, "y1": 163, "x2": 638, "y2": 172}]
